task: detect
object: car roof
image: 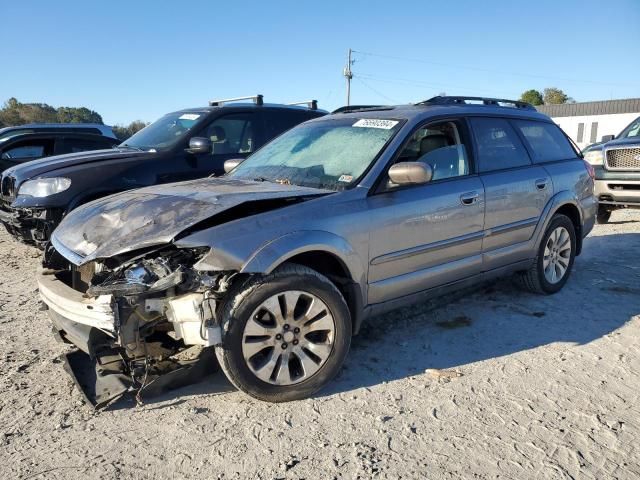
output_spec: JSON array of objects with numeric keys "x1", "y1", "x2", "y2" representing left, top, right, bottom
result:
[
  {"x1": 0, "y1": 131, "x2": 119, "y2": 145},
  {"x1": 168, "y1": 103, "x2": 329, "y2": 116},
  {"x1": 328, "y1": 103, "x2": 552, "y2": 123},
  {"x1": 0, "y1": 123, "x2": 116, "y2": 138}
]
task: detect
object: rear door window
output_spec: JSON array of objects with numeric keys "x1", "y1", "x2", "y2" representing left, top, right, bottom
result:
[
  {"x1": 469, "y1": 118, "x2": 531, "y2": 172},
  {"x1": 513, "y1": 120, "x2": 576, "y2": 163}
]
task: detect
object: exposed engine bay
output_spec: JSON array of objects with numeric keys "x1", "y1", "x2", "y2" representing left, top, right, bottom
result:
[{"x1": 41, "y1": 244, "x2": 238, "y2": 408}]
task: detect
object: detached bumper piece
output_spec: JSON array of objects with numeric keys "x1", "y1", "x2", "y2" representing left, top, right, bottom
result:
[{"x1": 60, "y1": 344, "x2": 218, "y2": 409}]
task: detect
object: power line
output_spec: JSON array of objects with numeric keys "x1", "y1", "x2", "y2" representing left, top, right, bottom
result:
[
  {"x1": 352, "y1": 49, "x2": 636, "y2": 88},
  {"x1": 356, "y1": 73, "x2": 521, "y2": 98},
  {"x1": 354, "y1": 77, "x2": 401, "y2": 103}
]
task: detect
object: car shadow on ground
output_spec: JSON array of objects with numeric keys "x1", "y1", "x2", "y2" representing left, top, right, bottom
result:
[
  {"x1": 319, "y1": 232, "x2": 640, "y2": 396},
  {"x1": 107, "y1": 232, "x2": 640, "y2": 409}
]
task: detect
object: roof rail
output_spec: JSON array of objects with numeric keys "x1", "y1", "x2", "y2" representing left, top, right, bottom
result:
[
  {"x1": 418, "y1": 96, "x2": 535, "y2": 110},
  {"x1": 332, "y1": 105, "x2": 387, "y2": 114},
  {"x1": 209, "y1": 94, "x2": 264, "y2": 107},
  {"x1": 287, "y1": 100, "x2": 318, "y2": 110}
]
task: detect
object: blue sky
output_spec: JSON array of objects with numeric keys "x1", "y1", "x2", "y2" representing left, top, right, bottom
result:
[{"x1": 1, "y1": 0, "x2": 638, "y2": 125}]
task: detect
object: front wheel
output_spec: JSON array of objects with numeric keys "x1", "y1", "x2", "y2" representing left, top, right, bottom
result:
[
  {"x1": 215, "y1": 264, "x2": 352, "y2": 402},
  {"x1": 516, "y1": 214, "x2": 576, "y2": 295}
]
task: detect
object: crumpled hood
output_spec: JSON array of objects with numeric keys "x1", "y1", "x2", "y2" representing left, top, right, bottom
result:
[{"x1": 52, "y1": 177, "x2": 328, "y2": 265}]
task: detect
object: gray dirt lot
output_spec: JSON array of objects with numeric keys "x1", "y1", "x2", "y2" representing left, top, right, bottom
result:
[{"x1": 1, "y1": 210, "x2": 639, "y2": 480}]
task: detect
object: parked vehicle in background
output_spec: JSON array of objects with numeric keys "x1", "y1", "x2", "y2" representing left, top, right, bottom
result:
[
  {"x1": 0, "y1": 124, "x2": 118, "y2": 171},
  {"x1": 0, "y1": 96, "x2": 325, "y2": 246},
  {"x1": 583, "y1": 115, "x2": 640, "y2": 223},
  {"x1": 38, "y1": 96, "x2": 596, "y2": 407}
]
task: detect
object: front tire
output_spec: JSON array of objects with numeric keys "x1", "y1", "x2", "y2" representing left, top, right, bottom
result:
[
  {"x1": 516, "y1": 214, "x2": 576, "y2": 295},
  {"x1": 215, "y1": 264, "x2": 352, "y2": 402}
]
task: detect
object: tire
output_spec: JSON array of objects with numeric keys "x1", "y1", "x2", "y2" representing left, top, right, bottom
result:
[
  {"x1": 516, "y1": 214, "x2": 576, "y2": 295},
  {"x1": 215, "y1": 263, "x2": 352, "y2": 402},
  {"x1": 596, "y1": 207, "x2": 612, "y2": 224}
]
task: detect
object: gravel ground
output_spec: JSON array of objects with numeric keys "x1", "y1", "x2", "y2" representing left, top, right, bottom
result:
[{"x1": 1, "y1": 210, "x2": 639, "y2": 480}]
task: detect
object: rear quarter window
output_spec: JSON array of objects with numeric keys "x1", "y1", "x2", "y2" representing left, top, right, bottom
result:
[{"x1": 513, "y1": 120, "x2": 576, "y2": 163}]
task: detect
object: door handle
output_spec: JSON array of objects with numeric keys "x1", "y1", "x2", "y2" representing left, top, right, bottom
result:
[
  {"x1": 460, "y1": 191, "x2": 480, "y2": 205},
  {"x1": 535, "y1": 178, "x2": 548, "y2": 190}
]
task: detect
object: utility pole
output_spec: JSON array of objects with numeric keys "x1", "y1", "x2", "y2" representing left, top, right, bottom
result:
[{"x1": 343, "y1": 48, "x2": 353, "y2": 106}]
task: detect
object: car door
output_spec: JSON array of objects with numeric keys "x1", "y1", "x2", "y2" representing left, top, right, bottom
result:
[
  {"x1": 366, "y1": 118, "x2": 485, "y2": 304},
  {"x1": 468, "y1": 117, "x2": 553, "y2": 270},
  {"x1": 190, "y1": 112, "x2": 260, "y2": 177}
]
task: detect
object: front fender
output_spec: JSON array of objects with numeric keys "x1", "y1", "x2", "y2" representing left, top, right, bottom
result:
[{"x1": 241, "y1": 230, "x2": 366, "y2": 286}]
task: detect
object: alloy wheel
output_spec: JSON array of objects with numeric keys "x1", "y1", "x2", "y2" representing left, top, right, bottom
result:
[
  {"x1": 543, "y1": 226, "x2": 571, "y2": 284},
  {"x1": 241, "y1": 290, "x2": 335, "y2": 386}
]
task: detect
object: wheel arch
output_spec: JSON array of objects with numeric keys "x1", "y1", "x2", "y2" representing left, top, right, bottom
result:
[{"x1": 240, "y1": 231, "x2": 367, "y2": 334}]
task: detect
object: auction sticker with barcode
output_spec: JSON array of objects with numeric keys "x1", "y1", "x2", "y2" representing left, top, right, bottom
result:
[{"x1": 352, "y1": 119, "x2": 399, "y2": 129}]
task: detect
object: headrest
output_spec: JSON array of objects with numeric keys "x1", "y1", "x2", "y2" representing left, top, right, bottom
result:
[
  {"x1": 210, "y1": 126, "x2": 226, "y2": 142},
  {"x1": 420, "y1": 134, "x2": 449, "y2": 154}
]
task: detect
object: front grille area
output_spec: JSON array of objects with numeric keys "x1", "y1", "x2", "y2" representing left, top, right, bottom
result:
[
  {"x1": 0, "y1": 174, "x2": 17, "y2": 201},
  {"x1": 606, "y1": 147, "x2": 640, "y2": 171}
]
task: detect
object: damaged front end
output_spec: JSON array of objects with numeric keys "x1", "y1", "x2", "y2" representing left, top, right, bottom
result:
[{"x1": 39, "y1": 244, "x2": 236, "y2": 408}]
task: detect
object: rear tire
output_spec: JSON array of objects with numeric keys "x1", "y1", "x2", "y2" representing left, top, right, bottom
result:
[
  {"x1": 516, "y1": 214, "x2": 576, "y2": 295},
  {"x1": 215, "y1": 263, "x2": 351, "y2": 402},
  {"x1": 596, "y1": 206, "x2": 612, "y2": 224}
]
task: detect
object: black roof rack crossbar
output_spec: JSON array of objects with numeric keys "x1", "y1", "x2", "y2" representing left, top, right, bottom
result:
[
  {"x1": 209, "y1": 94, "x2": 264, "y2": 107},
  {"x1": 418, "y1": 96, "x2": 535, "y2": 110},
  {"x1": 331, "y1": 105, "x2": 388, "y2": 114},
  {"x1": 287, "y1": 100, "x2": 318, "y2": 110}
]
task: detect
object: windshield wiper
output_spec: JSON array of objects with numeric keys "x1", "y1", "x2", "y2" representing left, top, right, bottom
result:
[{"x1": 253, "y1": 177, "x2": 271, "y2": 182}]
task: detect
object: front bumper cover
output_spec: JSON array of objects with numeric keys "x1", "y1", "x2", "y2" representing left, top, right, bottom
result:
[{"x1": 37, "y1": 267, "x2": 220, "y2": 408}]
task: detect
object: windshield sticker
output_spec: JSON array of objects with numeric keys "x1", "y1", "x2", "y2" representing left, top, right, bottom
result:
[
  {"x1": 353, "y1": 119, "x2": 398, "y2": 129},
  {"x1": 179, "y1": 113, "x2": 201, "y2": 121},
  {"x1": 338, "y1": 174, "x2": 354, "y2": 183}
]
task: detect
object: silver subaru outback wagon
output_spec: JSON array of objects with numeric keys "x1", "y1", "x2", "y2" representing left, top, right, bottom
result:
[{"x1": 38, "y1": 96, "x2": 596, "y2": 407}]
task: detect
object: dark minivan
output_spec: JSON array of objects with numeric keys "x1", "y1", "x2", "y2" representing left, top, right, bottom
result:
[{"x1": 0, "y1": 95, "x2": 325, "y2": 246}]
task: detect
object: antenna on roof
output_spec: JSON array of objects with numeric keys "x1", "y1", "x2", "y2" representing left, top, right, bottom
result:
[
  {"x1": 209, "y1": 94, "x2": 264, "y2": 107},
  {"x1": 287, "y1": 100, "x2": 318, "y2": 110}
]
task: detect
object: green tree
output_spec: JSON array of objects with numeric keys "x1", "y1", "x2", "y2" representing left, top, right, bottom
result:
[
  {"x1": 57, "y1": 106, "x2": 103, "y2": 124},
  {"x1": 112, "y1": 120, "x2": 148, "y2": 141},
  {"x1": 520, "y1": 89, "x2": 543, "y2": 106},
  {"x1": 0, "y1": 97, "x2": 104, "y2": 126},
  {"x1": 543, "y1": 87, "x2": 569, "y2": 105}
]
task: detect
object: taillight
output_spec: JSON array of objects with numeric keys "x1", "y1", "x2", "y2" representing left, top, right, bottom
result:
[{"x1": 583, "y1": 160, "x2": 595, "y2": 180}]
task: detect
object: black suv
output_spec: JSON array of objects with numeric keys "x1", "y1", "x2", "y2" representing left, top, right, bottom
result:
[
  {"x1": 0, "y1": 96, "x2": 325, "y2": 246},
  {"x1": 0, "y1": 124, "x2": 119, "y2": 171}
]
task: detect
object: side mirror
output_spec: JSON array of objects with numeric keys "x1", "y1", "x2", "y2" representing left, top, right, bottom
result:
[
  {"x1": 601, "y1": 134, "x2": 615, "y2": 142},
  {"x1": 224, "y1": 158, "x2": 244, "y2": 173},
  {"x1": 187, "y1": 137, "x2": 212, "y2": 154},
  {"x1": 388, "y1": 162, "x2": 433, "y2": 185}
]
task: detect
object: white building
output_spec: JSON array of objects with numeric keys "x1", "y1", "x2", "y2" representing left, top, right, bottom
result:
[{"x1": 536, "y1": 98, "x2": 640, "y2": 150}]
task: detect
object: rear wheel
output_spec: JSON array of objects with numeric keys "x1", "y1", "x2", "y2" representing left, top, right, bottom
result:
[
  {"x1": 216, "y1": 264, "x2": 351, "y2": 402},
  {"x1": 516, "y1": 214, "x2": 576, "y2": 295}
]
